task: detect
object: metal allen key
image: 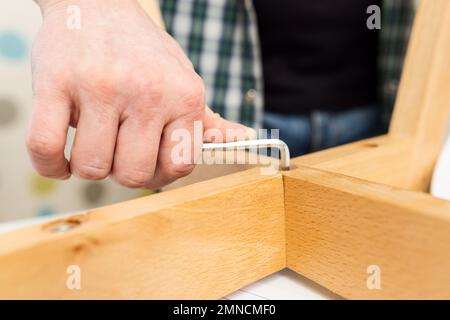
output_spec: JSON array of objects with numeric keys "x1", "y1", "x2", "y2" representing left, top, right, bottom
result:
[{"x1": 202, "y1": 139, "x2": 291, "y2": 171}]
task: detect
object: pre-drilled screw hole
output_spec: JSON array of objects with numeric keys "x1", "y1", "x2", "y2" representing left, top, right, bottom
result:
[
  {"x1": 43, "y1": 214, "x2": 88, "y2": 234},
  {"x1": 46, "y1": 221, "x2": 80, "y2": 233}
]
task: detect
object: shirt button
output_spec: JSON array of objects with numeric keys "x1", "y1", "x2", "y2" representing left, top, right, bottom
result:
[
  {"x1": 244, "y1": 89, "x2": 257, "y2": 104},
  {"x1": 384, "y1": 80, "x2": 399, "y2": 95}
]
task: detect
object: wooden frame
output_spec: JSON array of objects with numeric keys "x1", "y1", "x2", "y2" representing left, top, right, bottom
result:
[{"x1": 0, "y1": 0, "x2": 449, "y2": 299}]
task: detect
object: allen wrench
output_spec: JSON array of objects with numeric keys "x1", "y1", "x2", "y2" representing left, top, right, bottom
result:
[{"x1": 202, "y1": 139, "x2": 291, "y2": 171}]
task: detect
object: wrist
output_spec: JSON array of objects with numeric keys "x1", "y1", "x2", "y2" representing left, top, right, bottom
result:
[
  {"x1": 35, "y1": 0, "x2": 70, "y2": 15},
  {"x1": 35, "y1": 0, "x2": 66, "y2": 9},
  {"x1": 35, "y1": 0, "x2": 141, "y2": 15}
]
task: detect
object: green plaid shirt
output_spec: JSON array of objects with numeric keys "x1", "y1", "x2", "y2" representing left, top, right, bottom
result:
[{"x1": 160, "y1": 0, "x2": 416, "y2": 129}]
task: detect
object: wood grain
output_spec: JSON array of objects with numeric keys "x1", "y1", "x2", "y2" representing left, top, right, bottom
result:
[
  {"x1": 294, "y1": 135, "x2": 414, "y2": 189},
  {"x1": 0, "y1": 169, "x2": 285, "y2": 299},
  {"x1": 389, "y1": 0, "x2": 450, "y2": 191},
  {"x1": 1, "y1": 0, "x2": 449, "y2": 301},
  {"x1": 285, "y1": 166, "x2": 450, "y2": 299}
]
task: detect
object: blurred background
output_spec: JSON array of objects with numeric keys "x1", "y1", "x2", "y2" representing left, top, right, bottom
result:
[
  {"x1": 0, "y1": 1, "x2": 447, "y2": 224},
  {"x1": 0, "y1": 1, "x2": 145, "y2": 222}
]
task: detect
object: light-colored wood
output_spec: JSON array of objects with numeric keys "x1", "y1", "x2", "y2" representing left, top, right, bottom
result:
[
  {"x1": 285, "y1": 166, "x2": 450, "y2": 299},
  {"x1": 389, "y1": 0, "x2": 450, "y2": 191},
  {"x1": 0, "y1": 169, "x2": 285, "y2": 299},
  {"x1": 1, "y1": 136, "x2": 450, "y2": 299},
  {"x1": 294, "y1": 135, "x2": 413, "y2": 189}
]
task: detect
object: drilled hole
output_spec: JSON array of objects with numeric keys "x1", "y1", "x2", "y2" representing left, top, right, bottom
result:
[
  {"x1": 43, "y1": 214, "x2": 88, "y2": 234},
  {"x1": 46, "y1": 221, "x2": 79, "y2": 233}
]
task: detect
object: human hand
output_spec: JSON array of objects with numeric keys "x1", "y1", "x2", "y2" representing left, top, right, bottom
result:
[{"x1": 28, "y1": 0, "x2": 253, "y2": 188}]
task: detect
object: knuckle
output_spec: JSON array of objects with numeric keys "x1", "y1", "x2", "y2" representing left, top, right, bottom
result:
[
  {"x1": 178, "y1": 74, "x2": 205, "y2": 111},
  {"x1": 131, "y1": 86, "x2": 164, "y2": 117},
  {"x1": 135, "y1": 74, "x2": 165, "y2": 105},
  {"x1": 114, "y1": 170, "x2": 152, "y2": 188},
  {"x1": 91, "y1": 105, "x2": 118, "y2": 124},
  {"x1": 80, "y1": 65, "x2": 123, "y2": 98},
  {"x1": 27, "y1": 133, "x2": 62, "y2": 160},
  {"x1": 75, "y1": 164, "x2": 110, "y2": 180},
  {"x1": 88, "y1": 74, "x2": 118, "y2": 95},
  {"x1": 164, "y1": 163, "x2": 195, "y2": 180}
]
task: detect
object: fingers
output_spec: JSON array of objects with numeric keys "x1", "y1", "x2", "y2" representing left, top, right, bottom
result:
[
  {"x1": 112, "y1": 115, "x2": 164, "y2": 188},
  {"x1": 147, "y1": 106, "x2": 256, "y2": 189},
  {"x1": 27, "y1": 92, "x2": 71, "y2": 179},
  {"x1": 203, "y1": 106, "x2": 256, "y2": 142},
  {"x1": 70, "y1": 105, "x2": 119, "y2": 180},
  {"x1": 141, "y1": 73, "x2": 205, "y2": 189},
  {"x1": 146, "y1": 115, "x2": 202, "y2": 189}
]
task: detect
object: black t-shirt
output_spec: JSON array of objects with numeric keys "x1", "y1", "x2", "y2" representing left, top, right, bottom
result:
[{"x1": 253, "y1": 0, "x2": 380, "y2": 114}]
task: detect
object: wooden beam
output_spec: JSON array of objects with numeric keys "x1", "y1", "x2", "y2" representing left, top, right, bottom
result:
[
  {"x1": 285, "y1": 166, "x2": 450, "y2": 299},
  {"x1": 389, "y1": 0, "x2": 450, "y2": 191},
  {"x1": 0, "y1": 169, "x2": 285, "y2": 299},
  {"x1": 1, "y1": 0, "x2": 448, "y2": 302},
  {"x1": 1, "y1": 137, "x2": 449, "y2": 299},
  {"x1": 294, "y1": 135, "x2": 413, "y2": 189}
]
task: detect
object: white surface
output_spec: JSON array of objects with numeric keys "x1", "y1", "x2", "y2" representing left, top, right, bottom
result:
[
  {"x1": 0, "y1": 213, "x2": 72, "y2": 234},
  {"x1": 431, "y1": 136, "x2": 450, "y2": 201},
  {"x1": 0, "y1": 216, "x2": 339, "y2": 300},
  {"x1": 225, "y1": 269, "x2": 339, "y2": 300}
]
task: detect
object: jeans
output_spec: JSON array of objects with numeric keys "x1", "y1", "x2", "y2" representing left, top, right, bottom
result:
[{"x1": 263, "y1": 106, "x2": 381, "y2": 157}]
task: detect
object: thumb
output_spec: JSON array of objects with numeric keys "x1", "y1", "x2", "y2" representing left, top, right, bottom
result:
[{"x1": 203, "y1": 106, "x2": 256, "y2": 142}]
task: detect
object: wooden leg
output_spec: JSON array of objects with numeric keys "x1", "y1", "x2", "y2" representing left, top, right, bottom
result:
[
  {"x1": 285, "y1": 166, "x2": 450, "y2": 299},
  {"x1": 389, "y1": 0, "x2": 450, "y2": 191},
  {"x1": 0, "y1": 169, "x2": 285, "y2": 299}
]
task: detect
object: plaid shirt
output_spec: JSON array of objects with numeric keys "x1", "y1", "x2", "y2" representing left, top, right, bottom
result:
[{"x1": 160, "y1": 0, "x2": 416, "y2": 129}]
